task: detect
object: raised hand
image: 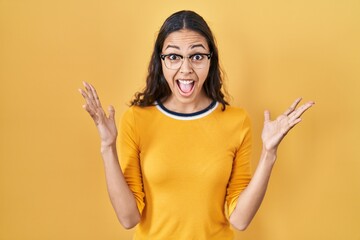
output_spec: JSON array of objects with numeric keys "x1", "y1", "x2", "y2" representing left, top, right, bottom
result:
[
  {"x1": 79, "y1": 82, "x2": 117, "y2": 148},
  {"x1": 261, "y1": 97, "x2": 314, "y2": 153}
]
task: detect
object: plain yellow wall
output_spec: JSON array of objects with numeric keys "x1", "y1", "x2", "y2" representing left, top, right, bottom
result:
[{"x1": 1, "y1": 0, "x2": 359, "y2": 239}]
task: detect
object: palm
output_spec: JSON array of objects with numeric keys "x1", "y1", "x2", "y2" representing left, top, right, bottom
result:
[
  {"x1": 93, "y1": 108, "x2": 117, "y2": 146},
  {"x1": 79, "y1": 82, "x2": 118, "y2": 147},
  {"x1": 261, "y1": 98, "x2": 314, "y2": 151}
]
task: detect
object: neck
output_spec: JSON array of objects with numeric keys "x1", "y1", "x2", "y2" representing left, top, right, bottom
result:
[{"x1": 162, "y1": 93, "x2": 212, "y2": 114}]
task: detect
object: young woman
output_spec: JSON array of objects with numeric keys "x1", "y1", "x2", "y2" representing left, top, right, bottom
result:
[{"x1": 79, "y1": 10, "x2": 314, "y2": 240}]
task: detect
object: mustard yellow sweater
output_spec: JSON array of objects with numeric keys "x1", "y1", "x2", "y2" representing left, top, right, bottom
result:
[{"x1": 118, "y1": 101, "x2": 252, "y2": 239}]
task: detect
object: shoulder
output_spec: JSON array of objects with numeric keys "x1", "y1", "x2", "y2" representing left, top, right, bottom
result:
[
  {"x1": 121, "y1": 105, "x2": 159, "y2": 126},
  {"x1": 209, "y1": 105, "x2": 252, "y2": 143},
  {"x1": 122, "y1": 105, "x2": 157, "y2": 118},
  {"x1": 217, "y1": 105, "x2": 251, "y2": 123},
  {"x1": 120, "y1": 106, "x2": 156, "y2": 135},
  {"x1": 224, "y1": 105, "x2": 249, "y2": 116}
]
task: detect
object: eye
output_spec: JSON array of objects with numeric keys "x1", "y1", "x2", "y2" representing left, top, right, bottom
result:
[
  {"x1": 190, "y1": 54, "x2": 204, "y2": 61},
  {"x1": 167, "y1": 54, "x2": 181, "y2": 61}
]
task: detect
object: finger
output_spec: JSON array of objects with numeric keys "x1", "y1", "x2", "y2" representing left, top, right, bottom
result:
[
  {"x1": 83, "y1": 103, "x2": 97, "y2": 120},
  {"x1": 264, "y1": 110, "x2": 271, "y2": 122},
  {"x1": 289, "y1": 101, "x2": 315, "y2": 121},
  {"x1": 79, "y1": 88, "x2": 96, "y2": 112},
  {"x1": 83, "y1": 81, "x2": 96, "y2": 104},
  {"x1": 288, "y1": 117, "x2": 302, "y2": 130},
  {"x1": 280, "y1": 118, "x2": 302, "y2": 137},
  {"x1": 283, "y1": 97, "x2": 302, "y2": 116},
  {"x1": 88, "y1": 83, "x2": 102, "y2": 108},
  {"x1": 108, "y1": 105, "x2": 115, "y2": 120},
  {"x1": 86, "y1": 103, "x2": 107, "y2": 125},
  {"x1": 83, "y1": 82, "x2": 101, "y2": 111}
]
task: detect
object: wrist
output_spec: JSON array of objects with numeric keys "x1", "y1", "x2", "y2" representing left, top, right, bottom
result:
[
  {"x1": 261, "y1": 146, "x2": 277, "y2": 166},
  {"x1": 100, "y1": 143, "x2": 117, "y2": 154}
]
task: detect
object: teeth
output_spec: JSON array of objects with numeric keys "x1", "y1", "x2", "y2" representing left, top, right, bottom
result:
[{"x1": 178, "y1": 80, "x2": 194, "y2": 84}]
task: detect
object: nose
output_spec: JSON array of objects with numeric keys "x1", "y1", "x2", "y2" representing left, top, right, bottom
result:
[{"x1": 179, "y1": 57, "x2": 193, "y2": 73}]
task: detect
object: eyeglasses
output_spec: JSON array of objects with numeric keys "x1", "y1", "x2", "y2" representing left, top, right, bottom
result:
[{"x1": 160, "y1": 53, "x2": 212, "y2": 70}]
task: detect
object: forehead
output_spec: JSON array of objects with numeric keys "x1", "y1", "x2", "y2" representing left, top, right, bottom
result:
[{"x1": 162, "y1": 29, "x2": 209, "y2": 51}]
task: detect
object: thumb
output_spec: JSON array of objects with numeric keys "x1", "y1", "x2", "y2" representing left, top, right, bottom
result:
[
  {"x1": 264, "y1": 110, "x2": 270, "y2": 122},
  {"x1": 108, "y1": 105, "x2": 115, "y2": 120}
]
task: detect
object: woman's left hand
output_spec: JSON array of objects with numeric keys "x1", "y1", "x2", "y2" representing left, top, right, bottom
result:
[{"x1": 261, "y1": 97, "x2": 315, "y2": 153}]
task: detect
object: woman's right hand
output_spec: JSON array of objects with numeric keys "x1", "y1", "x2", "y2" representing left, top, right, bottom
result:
[{"x1": 79, "y1": 82, "x2": 117, "y2": 148}]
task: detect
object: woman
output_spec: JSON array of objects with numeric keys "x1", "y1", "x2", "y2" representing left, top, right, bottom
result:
[{"x1": 79, "y1": 10, "x2": 314, "y2": 239}]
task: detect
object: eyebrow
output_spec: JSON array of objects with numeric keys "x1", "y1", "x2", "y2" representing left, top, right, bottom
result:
[
  {"x1": 164, "y1": 44, "x2": 207, "y2": 50},
  {"x1": 190, "y1": 44, "x2": 206, "y2": 50},
  {"x1": 165, "y1": 45, "x2": 180, "y2": 50}
]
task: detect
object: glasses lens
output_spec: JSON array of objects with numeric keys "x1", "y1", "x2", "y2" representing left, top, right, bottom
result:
[
  {"x1": 190, "y1": 54, "x2": 208, "y2": 69},
  {"x1": 165, "y1": 57, "x2": 181, "y2": 70},
  {"x1": 163, "y1": 54, "x2": 210, "y2": 70}
]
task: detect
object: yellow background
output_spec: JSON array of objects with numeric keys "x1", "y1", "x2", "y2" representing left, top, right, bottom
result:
[{"x1": 1, "y1": 0, "x2": 359, "y2": 239}]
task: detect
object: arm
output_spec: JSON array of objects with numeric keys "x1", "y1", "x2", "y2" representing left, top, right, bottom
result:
[
  {"x1": 229, "y1": 98, "x2": 314, "y2": 231},
  {"x1": 101, "y1": 144, "x2": 141, "y2": 229},
  {"x1": 79, "y1": 82, "x2": 140, "y2": 229}
]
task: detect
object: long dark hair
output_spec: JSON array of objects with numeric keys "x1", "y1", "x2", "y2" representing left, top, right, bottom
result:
[{"x1": 131, "y1": 10, "x2": 229, "y2": 110}]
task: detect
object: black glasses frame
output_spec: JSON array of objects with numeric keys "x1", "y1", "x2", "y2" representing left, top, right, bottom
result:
[{"x1": 160, "y1": 53, "x2": 212, "y2": 61}]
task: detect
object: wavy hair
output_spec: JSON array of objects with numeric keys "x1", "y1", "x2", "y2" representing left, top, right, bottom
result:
[{"x1": 131, "y1": 10, "x2": 229, "y2": 110}]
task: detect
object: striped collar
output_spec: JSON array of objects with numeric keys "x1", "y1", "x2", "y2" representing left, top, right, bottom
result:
[{"x1": 155, "y1": 100, "x2": 218, "y2": 120}]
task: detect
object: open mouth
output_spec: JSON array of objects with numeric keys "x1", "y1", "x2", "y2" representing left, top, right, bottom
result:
[{"x1": 176, "y1": 80, "x2": 195, "y2": 96}]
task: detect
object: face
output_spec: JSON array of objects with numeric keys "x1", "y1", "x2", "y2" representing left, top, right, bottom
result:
[{"x1": 161, "y1": 29, "x2": 211, "y2": 109}]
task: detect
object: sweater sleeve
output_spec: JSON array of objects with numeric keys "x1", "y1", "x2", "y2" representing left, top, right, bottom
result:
[
  {"x1": 118, "y1": 107, "x2": 145, "y2": 214},
  {"x1": 226, "y1": 112, "x2": 252, "y2": 216}
]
